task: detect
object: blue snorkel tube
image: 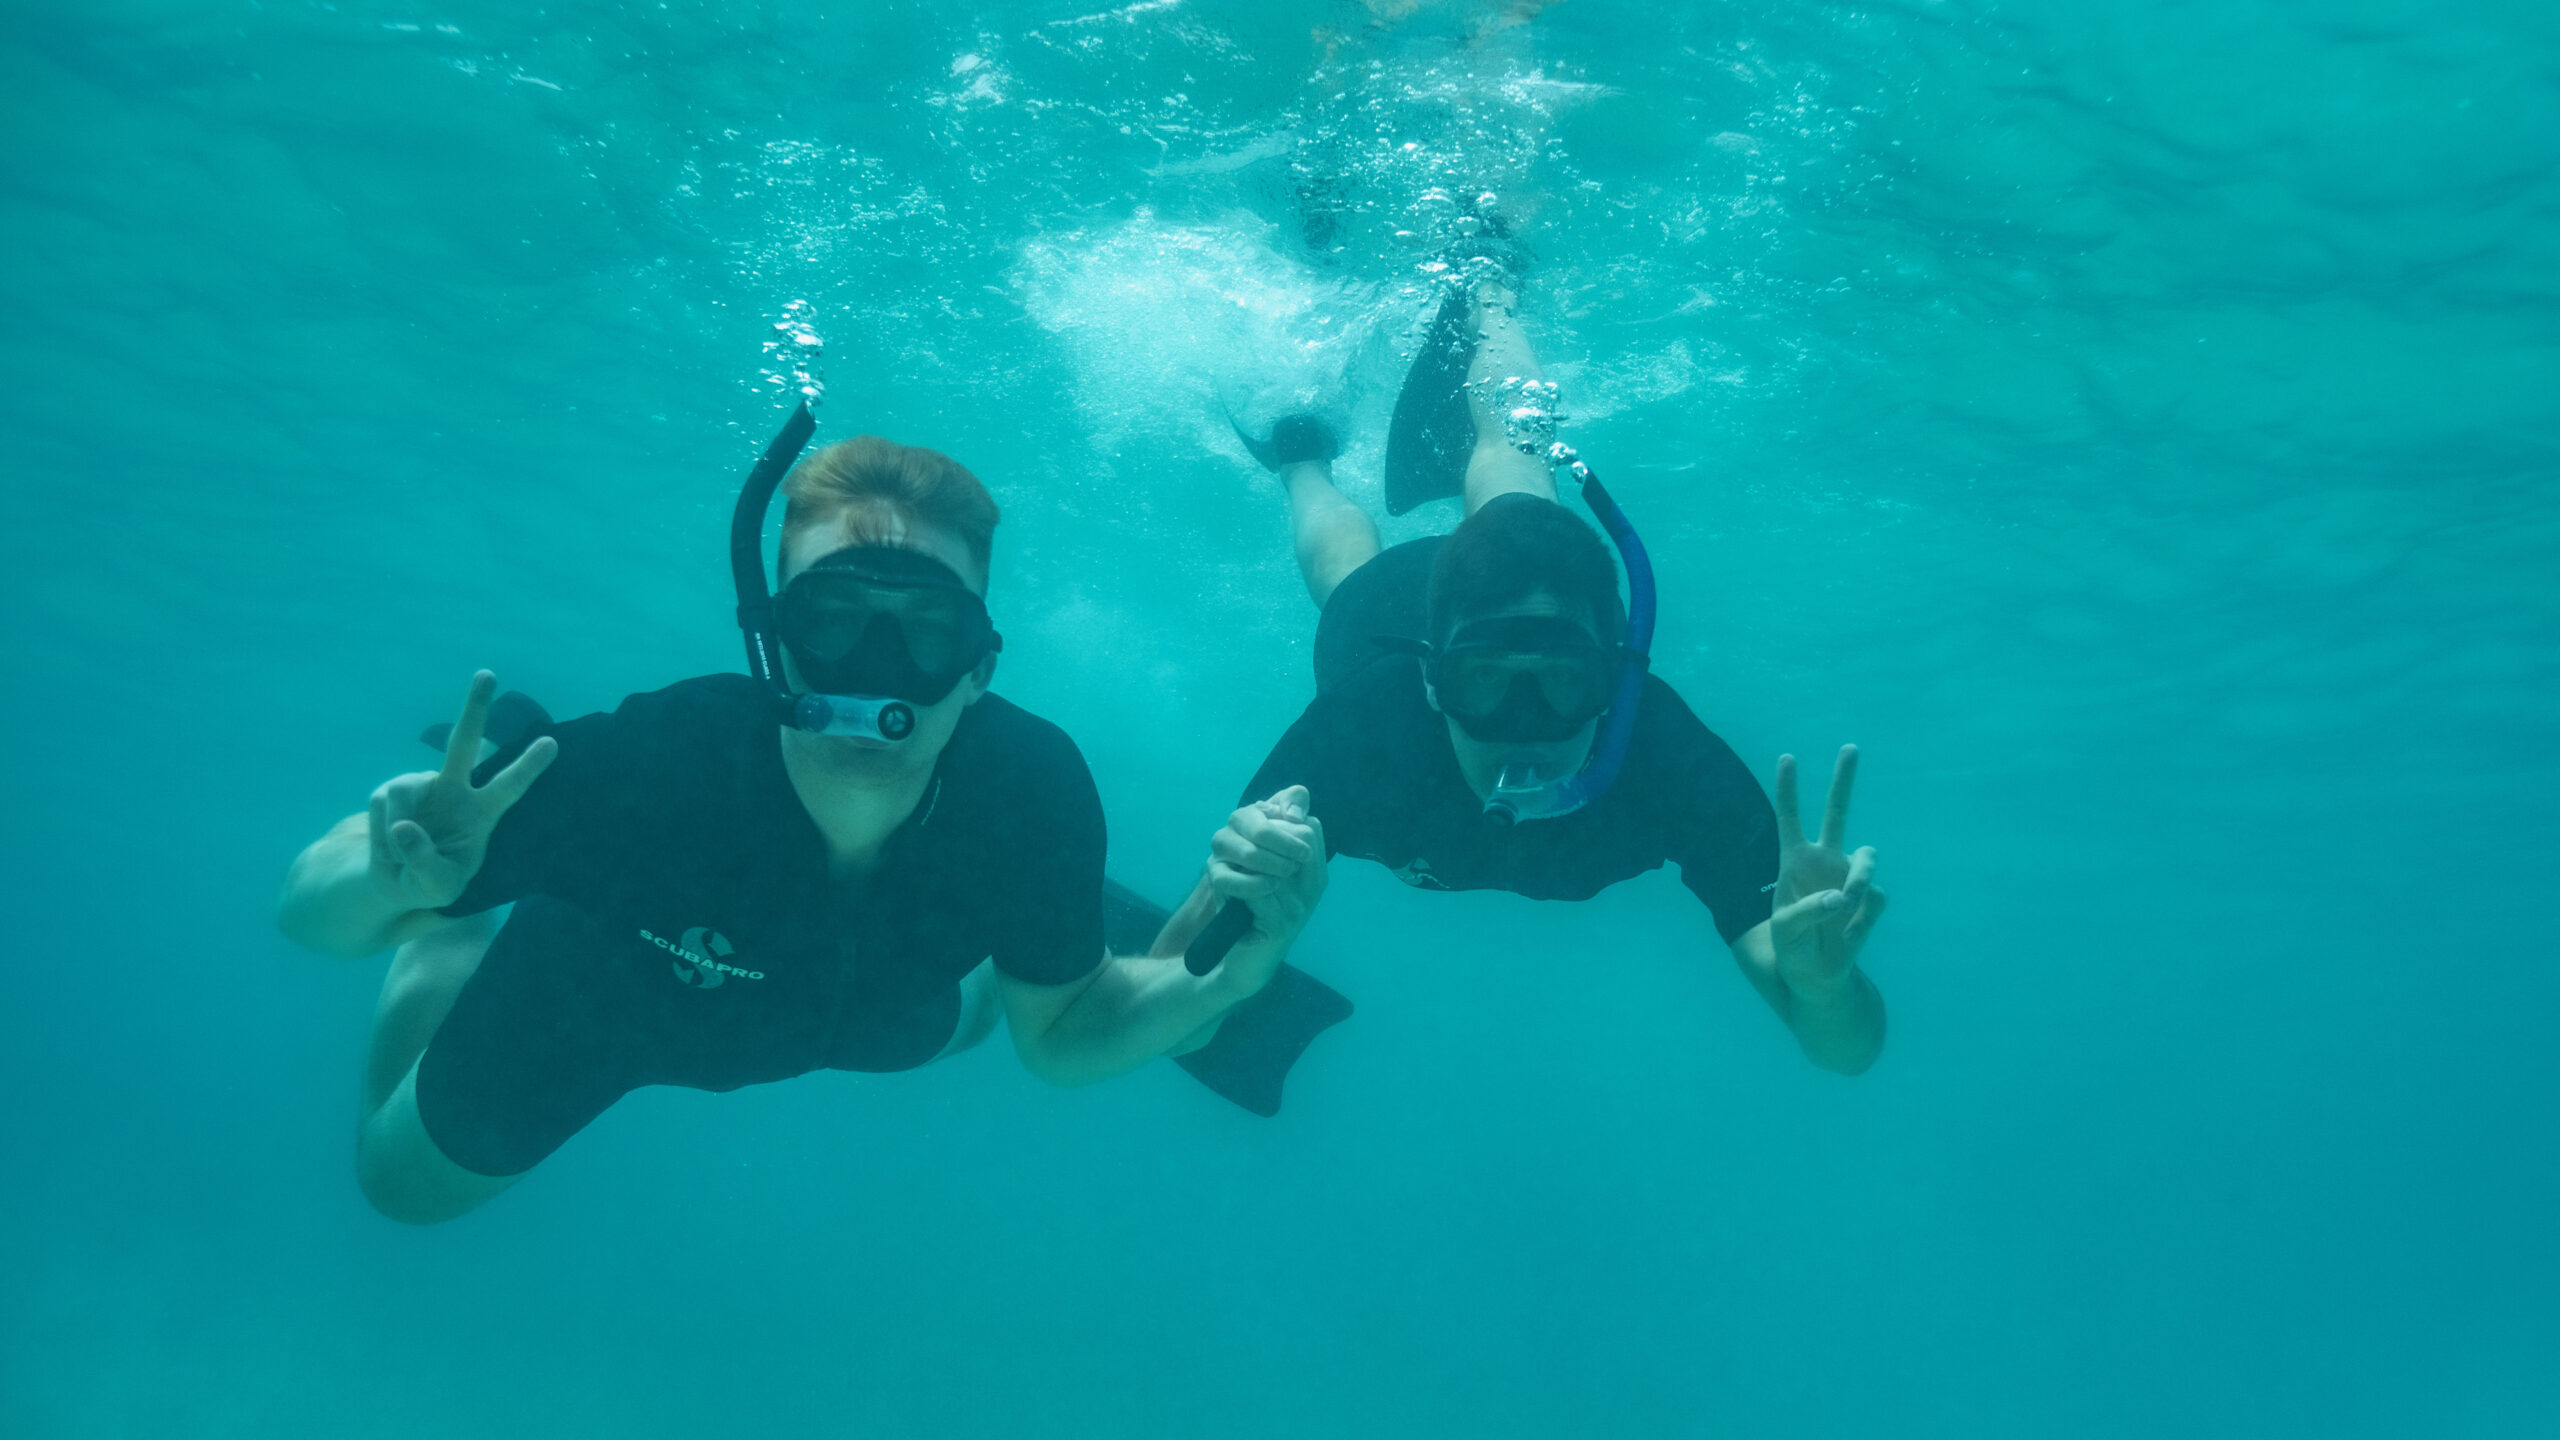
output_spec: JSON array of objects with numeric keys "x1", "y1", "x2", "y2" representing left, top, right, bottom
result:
[{"x1": 1483, "y1": 442, "x2": 1657, "y2": 826}]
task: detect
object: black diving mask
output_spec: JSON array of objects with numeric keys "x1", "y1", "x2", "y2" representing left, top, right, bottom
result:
[
  {"x1": 1428, "y1": 615, "x2": 1617, "y2": 744},
  {"x1": 776, "y1": 546, "x2": 1002, "y2": 707}
]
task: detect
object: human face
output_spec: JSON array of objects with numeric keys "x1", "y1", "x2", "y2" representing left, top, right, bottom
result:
[
  {"x1": 1425, "y1": 590, "x2": 1604, "y2": 803},
  {"x1": 777, "y1": 511, "x2": 994, "y2": 757}
]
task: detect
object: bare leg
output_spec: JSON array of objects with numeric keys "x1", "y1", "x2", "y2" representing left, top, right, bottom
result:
[
  {"x1": 1280, "y1": 458, "x2": 1382, "y2": 608},
  {"x1": 1460, "y1": 280, "x2": 1559, "y2": 515},
  {"x1": 354, "y1": 912, "x2": 521, "y2": 1224}
]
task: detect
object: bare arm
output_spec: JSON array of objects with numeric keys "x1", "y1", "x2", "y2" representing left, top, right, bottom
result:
[
  {"x1": 274, "y1": 672, "x2": 557, "y2": 960},
  {"x1": 1729, "y1": 920, "x2": 1885, "y2": 1075},
  {"x1": 1000, "y1": 788, "x2": 1326, "y2": 1087},
  {"x1": 278, "y1": 812, "x2": 467, "y2": 958}
]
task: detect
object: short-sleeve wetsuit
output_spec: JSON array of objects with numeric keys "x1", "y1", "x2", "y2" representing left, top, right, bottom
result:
[
  {"x1": 415, "y1": 674, "x2": 1105, "y2": 1177},
  {"x1": 1247, "y1": 538, "x2": 1778, "y2": 942}
]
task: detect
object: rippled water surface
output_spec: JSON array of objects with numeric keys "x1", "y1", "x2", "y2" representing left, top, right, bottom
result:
[{"x1": 3, "y1": 2, "x2": 2554, "y2": 1436}]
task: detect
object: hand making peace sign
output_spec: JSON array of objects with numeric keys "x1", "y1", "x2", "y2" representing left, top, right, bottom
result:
[
  {"x1": 1767, "y1": 744, "x2": 1888, "y2": 1000},
  {"x1": 365, "y1": 671, "x2": 558, "y2": 911}
]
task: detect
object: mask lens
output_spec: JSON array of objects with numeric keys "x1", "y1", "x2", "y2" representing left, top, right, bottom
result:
[
  {"x1": 891, "y1": 607, "x2": 974, "y2": 676},
  {"x1": 778, "y1": 589, "x2": 885, "y2": 663},
  {"x1": 776, "y1": 555, "x2": 996, "y2": 703},
  {"x1": 1435, "y1": 643, "x2": 1612, "y2": 725}
]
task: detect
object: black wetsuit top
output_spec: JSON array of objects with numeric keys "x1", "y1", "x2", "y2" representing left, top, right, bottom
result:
[
  {"x1": 415, "y1": 674, "x2": 1104, "y2": 1176},
  {"x1": 1248, "y1": 537, "x2": 1779, "y2": 943}
]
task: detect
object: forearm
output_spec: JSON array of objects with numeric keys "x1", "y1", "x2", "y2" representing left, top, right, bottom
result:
[
  {"x1": 1731, "y1": 921, "x2": 1886, "y2": 1075},
  {"x1": 1012, "y1": 952, "x2": 1263, "y2": 1087},
  {"x1": 275, "y1": 816, "x2": 445, "y2": 959},
  {"x1": 1781, "y1": 969, "x2": 1886, "y2": 1075}
]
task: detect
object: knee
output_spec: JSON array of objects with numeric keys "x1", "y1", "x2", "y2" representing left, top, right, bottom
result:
[
  {"x1": 355, "y1": 1076, "x2": 516, "y2": 1225},
  {"x1": 355, "y1": 1138, "x2": 480, "y2": 1226}
]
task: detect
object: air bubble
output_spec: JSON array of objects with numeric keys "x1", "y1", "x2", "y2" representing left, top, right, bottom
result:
[{"x1": 760, "y1": 298, "x2": 826, "y2": 406}]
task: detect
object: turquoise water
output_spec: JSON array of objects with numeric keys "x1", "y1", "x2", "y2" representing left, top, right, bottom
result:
[{"x1": 3, "y1": 0, "x2": 2555, "y2": 1434}]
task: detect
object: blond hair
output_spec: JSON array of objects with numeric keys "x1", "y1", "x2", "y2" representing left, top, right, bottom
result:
[{"x1": 780, "y1": 436, "x2": 999, "y2": 575}]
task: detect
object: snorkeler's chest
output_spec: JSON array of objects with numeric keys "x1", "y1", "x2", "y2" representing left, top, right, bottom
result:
[
  {"x1": 1367, "y1": 809, "x2": 1652, "y2": 901},
  {"x1": 606, "y1": 857, "x2": 992, "y2": 990}
]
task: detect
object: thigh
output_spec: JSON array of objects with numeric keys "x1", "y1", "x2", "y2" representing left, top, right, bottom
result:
[
  {"x1": 363, "y1": 908, "x2": 502, "y2": 1117},
  {"x1": 357, "y1": 1059, "x2": 522, "y2": 1225},
  {"x1": 408, "y1": 898, "x2": 648, "y2": 1183}
]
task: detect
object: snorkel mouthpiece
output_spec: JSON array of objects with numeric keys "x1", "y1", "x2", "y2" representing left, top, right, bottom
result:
[
  {"x1": 1486, "y1": 761, "x2": 1584, "y2": 827},
  {"x1": 793, "y1": 693, "x2": 917, "y2": 742}
]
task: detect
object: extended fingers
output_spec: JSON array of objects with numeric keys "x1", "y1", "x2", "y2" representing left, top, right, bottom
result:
[
  {"x1": 440, "y1": 671, "x2": 498, "y2": 780},
  {"x1": 1773, "y1": 753, "x2": 1803, "y2": 847},
  {"x1": 1818, "y1": 744, "x2": 1859, "y2": 849},
  {"x1": 480, "y1": 734, "x2": 557, "y2": 810}
]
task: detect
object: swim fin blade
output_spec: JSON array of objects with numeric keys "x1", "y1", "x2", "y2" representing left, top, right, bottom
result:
[
  {"x1": 1103, "y1": 880, "x2": 1352, "y2": 1117},
  {"x1": 1383, "y1": 286, "x2": 1478, "y2": 515}
]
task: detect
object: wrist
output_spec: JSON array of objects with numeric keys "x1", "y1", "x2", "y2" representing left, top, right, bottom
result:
[
  {"x1": 1788, "y1": 966, "x2": 1862, "y2": 1012},
  {"x1": 1200, "y1": 946, "x2": 1279, "y2": 1007}
]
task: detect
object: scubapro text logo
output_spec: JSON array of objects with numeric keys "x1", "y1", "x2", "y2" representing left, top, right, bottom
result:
[{"x1": 641, "y1": 927, "x2": 766, "y2": 988}]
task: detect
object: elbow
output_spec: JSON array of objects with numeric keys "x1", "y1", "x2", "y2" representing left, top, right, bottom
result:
[
  {"x1": 1807, "y1": 1020, "x2": 1886, "y2": 1078},
  {"x1": 273, "y1": 894, "x2": 335, "y2": 957},
  {"x1": 1814, "y1": 1045, "x2": 1882, "y2": 1078},
  {"x1": 273, "y1": 890, "x2": 389, "y2": 961}
]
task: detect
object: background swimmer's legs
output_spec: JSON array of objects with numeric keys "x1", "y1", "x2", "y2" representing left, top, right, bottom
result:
[
  {"x1": 355, "y1": 912, "x2": 520, "y2": 1224},
  {"x1": 1461, "y1": 282, "x2": 1559, "y2": 516},
  {"x1": 1281, "y1": 457, "x2": 1382, "y2": 608}
]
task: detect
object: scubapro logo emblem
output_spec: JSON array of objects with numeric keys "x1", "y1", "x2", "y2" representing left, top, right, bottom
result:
[{"x1": 641, "y1": 927, "x2": 766, "y2": 988}]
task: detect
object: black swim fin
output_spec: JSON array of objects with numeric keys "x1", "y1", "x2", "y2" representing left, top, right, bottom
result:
[
  {"x1": 1384, "y1": 285, "x2": 1478, "y2": 515},
  {"x1": 1103, "y1": 880, "x2": 1353, "y2": 1118},
  {"x1": 1228, "y1": 411, "x2": 1341, "y2": 472},
  {"x1": 419, "y1": 690, "x2": 554, "y2": 756}
]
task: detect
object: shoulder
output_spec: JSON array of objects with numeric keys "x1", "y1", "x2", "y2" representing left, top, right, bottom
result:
[
  {"x1": 558, "y1": 673, "x2": 773, "y2": 754},
  {"x1": 1628, "y1": 674, "x2": 1767, "y2": 814},
  {"x1": 598, "y1": 672, "x2": 772, "y2": 727},
  {"x1": 1317, "y1": 653, "x2": 1432, "y2": 731},
  {"x1": 1256, "y1": 657, "x2": 1429, "y2": 773}
]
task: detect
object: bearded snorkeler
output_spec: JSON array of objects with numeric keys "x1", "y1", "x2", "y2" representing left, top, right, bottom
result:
[
  {"x1": 1226, "y1": 221, "x2": 1890, "y2": 1074},
  {"x1": 278, "y1": 411, "x2": 1337, "y2": 1224}
]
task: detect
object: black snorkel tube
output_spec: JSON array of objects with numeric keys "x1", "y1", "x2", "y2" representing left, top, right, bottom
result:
[
  {"x1": 728, "y1": 401, "x2": 918, "y2": 741},
  {"x1": 731, "y1": 400, "x2": 817, "y2": 695},
  {"x1": 1482, "y1": 445, "x2": 1657, "y2": 826}
]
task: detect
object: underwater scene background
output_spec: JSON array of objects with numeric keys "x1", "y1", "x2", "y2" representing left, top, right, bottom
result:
[{"x1": 2, "y1": 1, "x2": 2554, "y2": 1435}]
